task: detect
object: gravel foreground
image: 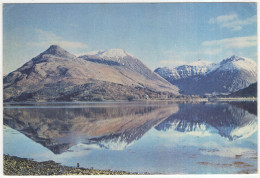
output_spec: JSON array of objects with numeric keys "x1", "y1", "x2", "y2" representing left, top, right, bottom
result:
[{"x1": 4, "y1": 155, "x2": 146, "y2": 175}]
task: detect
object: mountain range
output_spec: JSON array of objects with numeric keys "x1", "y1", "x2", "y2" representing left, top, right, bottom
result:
[
  {"x1": 3, "y1": 45, "x2": 257, "y2": 101},
  {"x1": 155, "y1": 56, "x2": 257, "y2": 96},
  {"x1": 3, "y1": 45, "x2": 179, "y2": 102}
]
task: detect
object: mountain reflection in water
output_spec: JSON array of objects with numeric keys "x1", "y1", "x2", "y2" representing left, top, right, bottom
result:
[
  {"x1": 4, "y1": 102, "x2": 179, "y2": 153},
  {"x1": 3, "y1": 101, "x2": 257, "y2": 154},
  {"x1": 156, "y1": 101, "x2": 257, "y2": 141}
]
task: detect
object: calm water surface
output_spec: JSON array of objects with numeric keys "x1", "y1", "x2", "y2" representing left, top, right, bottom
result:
[{"x1": 3, "y1": 101, "x2": 257, "y2": 174}]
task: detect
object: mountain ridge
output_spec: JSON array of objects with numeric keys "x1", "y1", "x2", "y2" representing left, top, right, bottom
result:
[
  {"x1": 155, "y1": 55, "x2": 257, "y2": 96},
  {"x1": 3, "y1": 45, "x2": 179, "y2": 102}
]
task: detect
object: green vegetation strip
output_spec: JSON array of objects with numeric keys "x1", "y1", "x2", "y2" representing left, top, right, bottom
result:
[{"x1": 4, "y1": 155, "x2": 145, "y2": 175}]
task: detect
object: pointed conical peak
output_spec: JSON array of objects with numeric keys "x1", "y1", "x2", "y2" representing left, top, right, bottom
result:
[{"x1": 42, "y1": 45, "x2": 75, "y2": 58}]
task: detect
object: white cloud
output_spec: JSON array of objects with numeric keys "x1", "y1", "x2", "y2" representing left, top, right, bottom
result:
[
  {"x1": 209, "y1": 14, "x2": 237, "y2": 24},
  {"x1": 209, "y1": 14, "x2": 256, "y2": 31},
  {"x1": 197, "y1": 36, "x2": 257, "y2": 59},
  {"x1": 35, "y1": 29, "x2": 61, "y2": 41},
  {"x1": 202, "y1": 36, "x2": 257, "y2": 49},
  {"x1": 159, "y1": 35, "x2": 256, "y2": 67},
  {"x1": 27, "y1": 29, "x2": 88, "y2": 49}
]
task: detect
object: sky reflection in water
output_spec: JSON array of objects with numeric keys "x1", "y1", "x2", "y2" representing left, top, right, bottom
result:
[{"x1": 3, "y1": 101, "x2": 257, "y2": 174}]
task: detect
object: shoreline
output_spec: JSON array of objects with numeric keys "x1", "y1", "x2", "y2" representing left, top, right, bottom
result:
[
  {"x1": 3, "y1": 97, "x2": 257, "y2": 104},
  {"x1": 208, "y1": 97, "x2": 257, "y2": 101},
  {"x1": 3, "y1": 155, "x2": 145, "y2": 175}
]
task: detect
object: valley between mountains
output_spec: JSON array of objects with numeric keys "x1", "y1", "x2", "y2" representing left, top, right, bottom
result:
[{"x1": 3, "y1": 45, "x2": 257, "y2": 102}]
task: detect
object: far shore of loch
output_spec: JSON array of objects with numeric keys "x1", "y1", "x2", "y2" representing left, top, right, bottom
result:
[{"x1": 3, "y1": 96, "x2": 257, "y2": 105}]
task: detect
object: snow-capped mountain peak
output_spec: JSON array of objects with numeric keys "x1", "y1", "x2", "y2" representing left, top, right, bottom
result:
[
  {"x1": 228, "y1": 55, "x2": 245, "y2": 61},
  {"x1": 155, "y1": 59, "x2": 216, "y2": 80},
  {"x1": 99, "y1": 49, "x2": 132, "y2": 58},
  {"x1": 79, "y1": 49, "x2": 135, "y2": 59},
  {"x1": 154, "y1": 55, "x2": 257, "y2": 95},
  {"x1": 154, "y1": 67, "x2": 181, "y2": 79},
  {"x1": 221, "y1": 55, "x2": 244, "y2": 64},
  {"x1": 218, "y1": 55, "x2": 257, "y2": 73}
]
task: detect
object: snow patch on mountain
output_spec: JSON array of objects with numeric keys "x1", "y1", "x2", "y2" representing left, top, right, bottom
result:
[
  {"x1": 160, "y1": 120, "x2": 219, "y2": 137},
  {"x1": 154, "y1": 67, "x2": 181, "y2": 79},
  {"x1": 156, "y1": 56, "x2": 257, "y2": 79},
  {"x1": 97, "y1": 136, "x2": 135, "y2": 150},
  {"x1": 229, "y1": 122, "x2": 257, "y2": 140},
  {"x1": 159, "y1": 115, "x2": 257, "y2": 141},
  {"x1": 79, "y1": 49, "x2": 135, "y2": 60},
  {"x1": 217, "y1": 55, "x2": 257, "y2": 74},
  {"x1": 155, "y1": 59, "x2": 217, "y2": 80}
]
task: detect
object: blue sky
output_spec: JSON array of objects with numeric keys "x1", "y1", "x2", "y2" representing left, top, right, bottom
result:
[{"x1": 3, "y1": 3, "x2": 257, "y2": 74}]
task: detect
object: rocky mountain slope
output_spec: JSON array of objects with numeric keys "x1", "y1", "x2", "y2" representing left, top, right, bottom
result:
[
  {"x1": 3, "y1": 45, "x2": 179, "y2": 102},
  {"x1": 155, "y1": 56, "x2": 257, "y2": 96},
  {"x1": 228, "y1": 82, "x2": 257, "y2": 98}
]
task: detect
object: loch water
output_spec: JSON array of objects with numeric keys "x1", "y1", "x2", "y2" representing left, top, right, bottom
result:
[{"x1": 3, "y1": 101, "x2": 257, "y2": 174}]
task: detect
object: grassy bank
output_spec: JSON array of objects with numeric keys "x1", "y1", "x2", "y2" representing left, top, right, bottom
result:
[{"x1": 4, "y1": 155, "x2": 144, "y2": 175}]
